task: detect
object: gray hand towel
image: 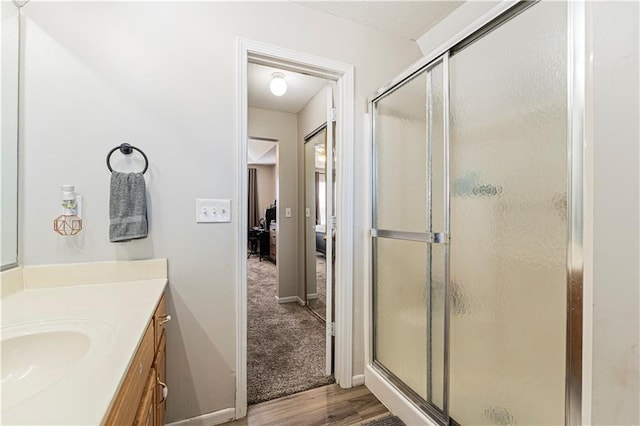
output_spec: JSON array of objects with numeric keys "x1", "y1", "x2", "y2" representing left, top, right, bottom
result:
[{"x1": 109, "y1": 171, "x2": 148, "y2": 242}]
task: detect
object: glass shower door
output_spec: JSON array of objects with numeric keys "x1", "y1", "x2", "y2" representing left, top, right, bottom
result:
[
  {"x1": 372, "y1": 57, "x2": 447, "y2": 420},
  {"x1": 447, "y1": 2, "x2": 568, "y2": 424},
  {"x1": 371, "y1": 2, "x2": 571, "y2": 424},
  {"x1": 372, "y1": 67, "x2": 429, "y2": 402}
]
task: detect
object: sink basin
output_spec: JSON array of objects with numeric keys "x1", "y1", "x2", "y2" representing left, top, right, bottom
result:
[{"x1": 1, "y1": 320, "x2": 111, "y2": 410}]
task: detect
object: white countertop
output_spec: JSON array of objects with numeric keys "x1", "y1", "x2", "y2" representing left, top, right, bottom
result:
[{"x1": 1, "y1": 278, "x2": 167, "y2": 425}]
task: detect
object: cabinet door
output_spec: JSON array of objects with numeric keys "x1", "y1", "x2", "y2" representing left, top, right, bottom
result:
[
  {"x1": 105, "y1": 321, "x2": 155, "y2": 426},
  {"x1": 155, "y1": 333, "x2": 167, "y2": 426},
  {"x1": 153, "y1": 294, "x2": 168, "y2": 348},
  {"x1": 134, "y1": 368, "x2": 156, "y2": 426}
]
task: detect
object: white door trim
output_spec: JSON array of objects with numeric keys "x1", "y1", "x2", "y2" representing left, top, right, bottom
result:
[
  {"x1": 325, "y1": 86, "x2": 335, "y2": 376},
  {"x1": 236, "y1": 38, "x2": 355, "y2": 419}
]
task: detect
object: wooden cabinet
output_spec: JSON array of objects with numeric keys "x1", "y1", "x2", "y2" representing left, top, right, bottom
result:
[
  {"x1": 134, "y1": 369, "x2": 156, "y2": 426},
  {"x1": 153, "y1": 294, "x2": 169, "y2": 426},
  {"x1": 155, "y1": 333, "x2": 167, "y2": 426},
  {"x1": 269, "y1": 221, "x2": 277, "y2": 263},
  {"x1": 105, "y1": 294, "x2": 168, "y2": 426}
]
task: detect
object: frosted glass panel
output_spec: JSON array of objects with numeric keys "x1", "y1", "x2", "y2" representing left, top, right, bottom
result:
[
  {"x1": 448, "y1": 2, "x2": 567, "y2": 425},
  {"x1": 428, "y1": 62, "x2": 445, "y2": 233},
  {"x1": 427, "y1": 243, "x2": 446, "y2": 409},
  {"x1": 426, "y1": 61, "x2": 446, "y2": 410},
  {"x1": 374, "y1": 72, "x2": 427, "y2": 233},
  {"x1": 374, "y1": 238, "x2": 427, "y2": 399}
]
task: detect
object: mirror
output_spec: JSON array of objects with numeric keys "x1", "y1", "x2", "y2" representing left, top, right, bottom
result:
[
  {"x1": 1, "y1": 1, "x2": 20, "y2": 269},
  {"x1": 304, "y1": 128, "x2": 327, "y2": 319}
]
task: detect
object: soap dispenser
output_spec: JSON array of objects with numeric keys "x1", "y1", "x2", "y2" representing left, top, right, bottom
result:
[{"x1": 53, "y1": 185, "x2": 83, "y2": 236}]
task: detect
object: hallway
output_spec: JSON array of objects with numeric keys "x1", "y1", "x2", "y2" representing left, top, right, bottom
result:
[{"x1": 247, "y1": 256, "x2": 334, "y2": 404}]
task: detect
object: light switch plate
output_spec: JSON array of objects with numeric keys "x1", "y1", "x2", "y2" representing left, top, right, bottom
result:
[
  {"x1": 285, "y1": 208, "x2": 292, "y2": 218},
  {"x1": 305, "y1": 208, "x2": 310, "y2": 217},
  {"x1": 196, "y1": 199, "x2": 231, "y2": 223}
]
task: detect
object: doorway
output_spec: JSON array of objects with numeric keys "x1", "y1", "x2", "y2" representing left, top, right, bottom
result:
[
  {"x1": 245, "y1": 63, "x2": 334, "y2": 405},
  {"x1": 237, "y1": 39, "x2": 355, "y2": 418}
]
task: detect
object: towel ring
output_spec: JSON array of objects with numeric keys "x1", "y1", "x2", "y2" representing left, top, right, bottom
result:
[{"x1": 106, "y1": 143, "x2": 149, "y2": 174}]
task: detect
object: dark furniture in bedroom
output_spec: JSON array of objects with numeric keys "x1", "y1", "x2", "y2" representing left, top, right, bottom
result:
[
  {"x1": 316, "y1": 231, "x2": 326, "y2": 255},
  {"x1": 248, "y1": 227, "x2": 271, "y2": 261},
  {"x1": 248, "y1": 204, "x2": 277, "y2": 262}
]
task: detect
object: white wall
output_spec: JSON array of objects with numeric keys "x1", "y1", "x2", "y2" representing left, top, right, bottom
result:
[
  {"x1": 298, "y1": 84, "x2": 328, "y2": 137},
  {"x1": 19, "y1": 2, "x2": 421, "y2": 422},
  {"x1": 590, "y1": 2, "x2": 640, "y2": 424},
  {"x1": 248, "y1": 107, "x2": 298, "y2": 299}
]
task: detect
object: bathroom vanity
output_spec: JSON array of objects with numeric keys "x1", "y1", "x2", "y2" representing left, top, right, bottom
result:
[
  {"x1": 105, "y1": 294, "x2": 168, "y2": 426},
  {"x1": 0, "y1": 259, "x2": 168, "y2": 425}
]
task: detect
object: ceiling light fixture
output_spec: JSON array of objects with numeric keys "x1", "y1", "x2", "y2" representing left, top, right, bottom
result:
[{"x1": 269, "y1": 72, "x2": 287, "y2": 97}]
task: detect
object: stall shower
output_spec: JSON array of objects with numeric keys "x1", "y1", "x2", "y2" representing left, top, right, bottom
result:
[{"x1": 369, "y1": 2, "x2": 582, "y2": 425}]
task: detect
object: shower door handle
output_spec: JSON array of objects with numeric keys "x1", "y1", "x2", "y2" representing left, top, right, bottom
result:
[{"x1": 428, "y1": 232, "x2": 449, "y2": 244}]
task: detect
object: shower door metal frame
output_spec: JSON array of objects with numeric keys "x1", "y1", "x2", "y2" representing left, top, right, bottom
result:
[
  {"x1": 367, "y1": 1, "x2": 585, "y2": 425},
  {"x1": 566, "y1": 1, "x2": 586, "y2": 424},
  {"x1": 369, "y1": 50, "x2": 452, "y2": 426}
]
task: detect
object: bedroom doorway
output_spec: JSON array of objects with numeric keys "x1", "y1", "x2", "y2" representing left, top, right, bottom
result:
[
  {"x1": 237, "y1": 38, "x2": 355, "y2": 419},
  {"x1": 244, "y1": 63, "x2": 337, "y2": 406}
]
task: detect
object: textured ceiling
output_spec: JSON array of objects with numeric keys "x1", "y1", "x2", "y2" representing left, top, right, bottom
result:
[
  {"x1": 248, "y1": 63, "x2": 328, "y2": 114},
  {"x1": 294, "y1": 1, "x2": 465, "y2": 41},
  {"x1": 249, "y1": 2, "x2": 466, "y2": 113}
]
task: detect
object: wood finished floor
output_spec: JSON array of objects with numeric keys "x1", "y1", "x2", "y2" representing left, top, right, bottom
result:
[{"x1": 223, "y1": 384, "x2": 391, "y2": 426}]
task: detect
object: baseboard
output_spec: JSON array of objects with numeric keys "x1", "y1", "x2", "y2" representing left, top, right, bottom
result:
[
  {"x1": 275, "y1": 295, "x2": 298, "y2": 304},
  {"x1": 292, "y1": 293, "x2": 320, "y2": 306},
  {"x1": 352, "y1": 374, "x2": 365, "y2": 386},
  {"x1": 365, "y1": 365, "x2": 438, "y2": 426},
  {"x1": 166, "y1": 408, "x2": 235, "y2": 426}
]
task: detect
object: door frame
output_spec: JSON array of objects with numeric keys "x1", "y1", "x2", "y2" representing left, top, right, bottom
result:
[
  {"x1": 236, "y1": 38, "x2": 355, "y2": 418},
  {"x1": 363, "y1": 1, "x2": 589, "y2": 425}
]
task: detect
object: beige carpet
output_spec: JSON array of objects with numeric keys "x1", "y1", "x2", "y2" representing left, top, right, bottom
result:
[{"x1": 247, "y1": 257, "x2": 334, "y2": 405}]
